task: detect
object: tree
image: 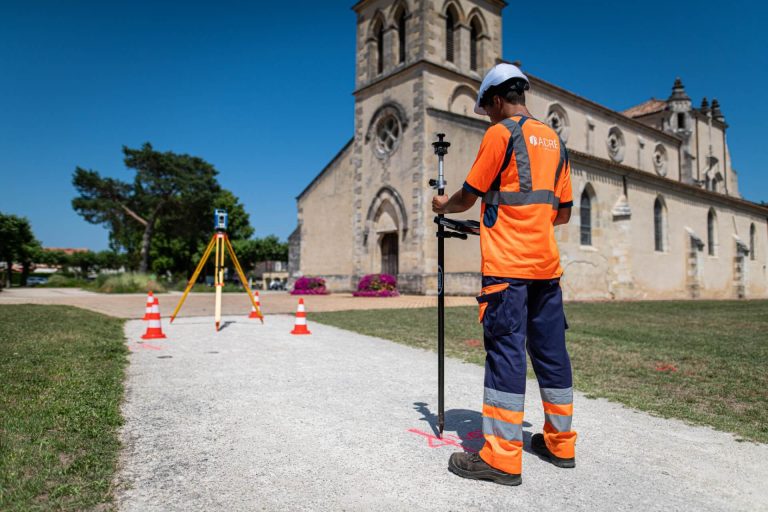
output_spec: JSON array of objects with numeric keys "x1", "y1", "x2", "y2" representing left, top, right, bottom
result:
[
  {"x1": 94, "y1": 250, "x2": 125, "y2": 271},
  {"x1": 69, "y1": 251, "x2": 99, "y2": 278},
  {"x1": 147, "y1": 189, "x2": 254, "y2": 276},
  {"x1": 232, "y1": 235, "x2": 289, "y2": 272},
  {"x1": 72, "y1": 143, "x2": 237, "y2": 274},
  {"x1": 0, "y1": 213, "x2": 40, "y2": 287}
]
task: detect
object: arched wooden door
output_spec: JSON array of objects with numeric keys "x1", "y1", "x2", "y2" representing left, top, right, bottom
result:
[{"x1": 380, "y1": 233, "x2": 399, "y2": 276}]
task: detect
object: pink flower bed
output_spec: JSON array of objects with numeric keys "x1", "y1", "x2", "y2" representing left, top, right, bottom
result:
[
  {"x1": 290, "y1": 276, "x2": 329, "y2": 295},
  {"x1": 353, "y1": 273, "x2": 399, "y2": 297}
]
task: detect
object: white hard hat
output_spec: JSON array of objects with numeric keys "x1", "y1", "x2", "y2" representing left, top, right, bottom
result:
[{"x1": 474, "y1": 63, "x2": 529, "y2": 115}]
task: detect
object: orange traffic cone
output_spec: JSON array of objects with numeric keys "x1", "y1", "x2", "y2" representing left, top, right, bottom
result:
[
  {"x1": 141, "y1": 296, "x2": 167, "y2": 339},
  {"x1": 248, "y1": 291, "x2": 262, "y2": 319},
  {"x1": 290, "y1": 298, "x2": 311, "y2": 335},
  {"x1": 142, "y1": 291, "x2": 154, "y2": 320}
]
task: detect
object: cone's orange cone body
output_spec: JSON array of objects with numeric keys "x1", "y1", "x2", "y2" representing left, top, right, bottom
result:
[
  {"x1": 142, "y1": 291, "x2": 154, "y2": 320},
  {"x1": 249, "y1": 291, "x2": 262, "y2": 319},
  {"x1": 290, "y1": 298, "x2": 311, "y2": 335},
  {"x1": 141, "y1": 296, "x2": 167, "y2": 339}
]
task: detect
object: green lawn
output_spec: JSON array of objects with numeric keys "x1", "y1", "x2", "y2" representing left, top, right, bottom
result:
[
  {"x1": 0, "y1": 305, "x2": 127, "y2": 511},
  {"x1": 311, "y1": 300, "x2": 768, "y2": 444}
]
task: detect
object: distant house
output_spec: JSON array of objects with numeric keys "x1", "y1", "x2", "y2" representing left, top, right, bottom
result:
[{"x1": 252, "y1": 260, "x2": 288, "y2": 290}]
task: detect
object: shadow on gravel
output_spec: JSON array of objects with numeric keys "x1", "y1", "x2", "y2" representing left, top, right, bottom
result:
[{"x1": 413, "y1": 401, "x2": 536, "y2": 454}]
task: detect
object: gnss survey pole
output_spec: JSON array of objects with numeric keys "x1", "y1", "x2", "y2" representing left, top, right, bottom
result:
[
  {"x1": 429, "y1": 135, "x2": 480, "y2": 438},
  {"x1": 431, "y1": 133, "x2": 450, "y2": 437}
]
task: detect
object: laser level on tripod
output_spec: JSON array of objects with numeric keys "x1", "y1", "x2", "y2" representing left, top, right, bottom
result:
[{"x1": 170, "y1": 209, "x2": 264, "y2": 330}]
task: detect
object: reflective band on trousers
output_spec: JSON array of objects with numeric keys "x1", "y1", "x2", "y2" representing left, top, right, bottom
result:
[
  {"x1": 544, "y1": 412, "x2": 572, "y2": 433},
  {"x1": 483, "y1": 416, "x2": 524, "y2": 442},
  {"x1": 483, "y1": 189, "x2": 560, "y2": 209},
  {"x1": 540, "y1": 387, "x2": 573, "y2": 405},
  {"x1": 484, "y1": 387, "x2": 525, "y2": 411}
]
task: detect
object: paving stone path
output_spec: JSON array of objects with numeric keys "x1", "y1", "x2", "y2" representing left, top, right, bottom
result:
[{"x1": 0, "y1": 287, "x2": 475, "y2": 318}]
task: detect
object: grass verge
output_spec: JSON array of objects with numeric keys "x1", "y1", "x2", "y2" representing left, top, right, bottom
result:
[
  {"x1": 311, "y1": 300, "x2": 768, "y2": 443},
  {"x1": 0, "y1": 305, "x2": 127, "y2": 511}
]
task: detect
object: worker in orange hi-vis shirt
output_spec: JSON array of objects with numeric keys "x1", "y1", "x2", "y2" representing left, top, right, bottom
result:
[{"x1": 433, "y1": 63, "x2": 576, "y2": 487}]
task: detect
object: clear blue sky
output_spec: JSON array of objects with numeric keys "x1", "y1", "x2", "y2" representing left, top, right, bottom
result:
[{"x1": 2, "y1": 1, "x2": 766, "y2": 250}]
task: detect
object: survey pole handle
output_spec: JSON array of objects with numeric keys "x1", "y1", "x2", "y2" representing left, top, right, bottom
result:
[{"x1": 432, "y1": 133, "x2": 450, "y2": 194}]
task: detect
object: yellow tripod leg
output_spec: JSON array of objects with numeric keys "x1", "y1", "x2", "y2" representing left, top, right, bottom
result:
[
  {"x1": 224, "y1": 235, "x2": 264, "y2": 323},
  {"x1": 215, "y1": 234, "x2": 223, "y2": 331},
  {"x1": 171, "y1": 234, "x2": 216, "y2": 322}
]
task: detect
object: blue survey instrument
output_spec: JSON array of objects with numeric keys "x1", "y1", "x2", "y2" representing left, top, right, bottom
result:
[{"x1": 214, "y1": 209, "x2": 228, "y2": 231}]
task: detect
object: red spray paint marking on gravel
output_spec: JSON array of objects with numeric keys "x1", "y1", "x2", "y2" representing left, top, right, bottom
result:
[{"x1": 407, "y1": 428, "x2": 484, "y2": 453}]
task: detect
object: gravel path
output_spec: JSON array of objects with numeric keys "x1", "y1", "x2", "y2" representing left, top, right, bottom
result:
[{"x1": 116, "y1": 315, "x2": 768, "y2": 511}]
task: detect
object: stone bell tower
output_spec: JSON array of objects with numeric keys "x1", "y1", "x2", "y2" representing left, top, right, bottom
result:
[{"x1": 350, "y1": 0, "x2": 505, "y2": 293}]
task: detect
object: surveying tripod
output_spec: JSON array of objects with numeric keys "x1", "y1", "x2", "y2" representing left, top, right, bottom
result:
[
  {"x1": 170, "y1": 210, "x2": 263, "y2": 330},
  {"x1": 431, "y1": 134, "x2": 479, "y2": 437}
]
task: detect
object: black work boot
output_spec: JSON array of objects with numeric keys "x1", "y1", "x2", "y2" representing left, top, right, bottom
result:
[
  {"x1": 531, "y1": 433, "x2": 575, "y2": 468},
  {"x1": 448, "y1": 452, "x2": 522, "y2": 486}
]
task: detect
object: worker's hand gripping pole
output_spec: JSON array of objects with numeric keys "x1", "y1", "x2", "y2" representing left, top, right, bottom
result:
[{"x1": 431, "y1": 133, "x2": 450, "y2": 437}]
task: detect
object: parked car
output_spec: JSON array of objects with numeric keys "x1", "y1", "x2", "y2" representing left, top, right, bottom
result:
[{"x1": 26, "y1": 276, "x2": 48, "y2": 286}]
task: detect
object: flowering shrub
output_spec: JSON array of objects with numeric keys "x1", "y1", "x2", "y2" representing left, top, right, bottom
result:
[
  {"x1": 291, "y1": 276, "x2": 329, "y2": 295},
  {"x1": 353, "y1": 273, "x2": 399, "y2": 297}
]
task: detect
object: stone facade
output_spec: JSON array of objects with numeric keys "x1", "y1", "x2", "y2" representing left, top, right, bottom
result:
[{"x1": 293, "y1": 0, "x2": 768, "y2": 299}]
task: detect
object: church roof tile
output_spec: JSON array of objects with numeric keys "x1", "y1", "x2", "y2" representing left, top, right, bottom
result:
[{"x1": 623, "y1": 98, "x2": 668, "y2": 118}]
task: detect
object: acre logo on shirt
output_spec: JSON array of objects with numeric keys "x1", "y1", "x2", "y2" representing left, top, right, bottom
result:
[{"x1": 528, "y1": 135, "x2": 559, "y2": 151}]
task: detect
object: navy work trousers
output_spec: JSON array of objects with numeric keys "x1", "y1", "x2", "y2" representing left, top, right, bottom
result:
[{"x1": 477, "y1": 277, "x2": 576, "y2": 474}]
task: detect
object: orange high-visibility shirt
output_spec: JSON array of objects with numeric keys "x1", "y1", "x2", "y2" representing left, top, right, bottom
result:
[{"x1": 463, "y1": 115, "x2": 573, "y2": 279}]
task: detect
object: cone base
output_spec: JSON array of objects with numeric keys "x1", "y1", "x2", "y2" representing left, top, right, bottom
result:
[
  {"x1": 290, "y1": 328, "x2": 311, "y2": 335},
  {"x1": 248, "y1": 313, "x2": 261, "y2": 319},
  {"x1": 141, "y1": 333, "x2": 167, "y2": 340}
]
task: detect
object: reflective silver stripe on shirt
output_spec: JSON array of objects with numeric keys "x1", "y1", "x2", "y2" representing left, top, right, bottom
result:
[
  {"x1": 540, "y1": 387, "x2": 573, "y2": 405},
  {"x1": 500, "y1": 118, "x2": 532, "y2": 192},
  {"x1": 544, "y1": 413, "x2": 573, "y2": 433},
  {"x1": 483, "y1": 416, "x2": 524, "y2": 442},
  {"x1": 483, "y1": 189, "x2": 555, "y2": 207},
  {"x1": 554, "y1": 137, "x2": 567, "y2": 190},
  {"x1": 484, "y1": 387, "x2": 525, "y2": 411}
]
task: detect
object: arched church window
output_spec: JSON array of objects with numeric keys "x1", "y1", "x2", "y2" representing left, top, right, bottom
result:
[
  {"x1": 470, "y1": 17, "x2": 482, "y2": 71},
  {"x1": 750, "y1": 223, "x2": 756, "y2": 261},
  {"x1": 707, "y1": 208, "x2": 717, "y2": 256},
  {"x1": 375, "y1": 114, "x2": 401, "y2": 156},
  {"x1": 580, "y1": 188, "x2": 593, "y2": 246},
  {"x1": 446, "y1": 7, "x2": 456, "y2": 63},
  {"x1": 396, "y1": 7, "x2": 407, "y2": 64},
  {"x1": 654, "y1": 197, "x2": 666, "y2": 252}
]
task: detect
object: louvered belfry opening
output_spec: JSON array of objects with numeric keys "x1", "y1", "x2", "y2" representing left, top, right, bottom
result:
[
  {"x1": 470, "y1": 18, "x2": 480, "y2": 70},
  {"x1": 446, "y1": 9, "x2": 455, "y2": 62},
  {"x1": 397, "y1": 8, "x2": 406, "y2": 64},
  {"x1": 376, "y1": 21, "x2": 384, "y2": 74}
]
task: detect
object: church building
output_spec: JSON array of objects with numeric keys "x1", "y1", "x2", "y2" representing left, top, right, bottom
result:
[{"x1": 290, "y1": 0, "x2": 768, "y2": 299}]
